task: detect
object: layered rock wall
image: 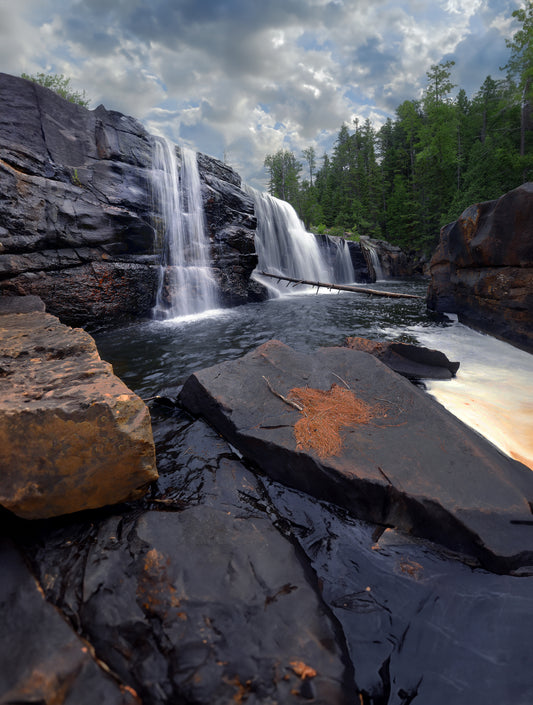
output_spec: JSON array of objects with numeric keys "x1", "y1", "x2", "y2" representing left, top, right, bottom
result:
[
  {"x1": 0, "y1": 72, "x2": 263, "y2": 325},
  {"x1": 427, "y1": 183, "x2": 533, "y2": 352}
]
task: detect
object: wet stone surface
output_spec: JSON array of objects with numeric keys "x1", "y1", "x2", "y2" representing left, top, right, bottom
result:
[{"x1": 4, "y1": 400, "x2": 533, "y2": 704}]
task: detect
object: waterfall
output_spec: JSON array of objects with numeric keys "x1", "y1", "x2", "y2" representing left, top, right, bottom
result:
[
  {"x1": 361, "y1": 238, "x2": 385, "y2": 281},
  {"x1": 245, "y1": 187, "x2": 354, "y2": 293},
  {"x1": 151, "y1": 137, "x2": 218, "y2": 319}
]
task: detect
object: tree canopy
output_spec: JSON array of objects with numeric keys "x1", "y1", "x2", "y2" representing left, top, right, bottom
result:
[{"x1": 263, "y1": 1, "x2": 532, "y2": 253}]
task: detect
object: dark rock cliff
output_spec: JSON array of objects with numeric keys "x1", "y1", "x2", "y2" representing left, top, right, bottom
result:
[
  {"x1": 0, "y1": 72, "x2": 264, "y2": 326},
  {"x1": 427, "y1": 183, "x2": 533, "y2": 352}
]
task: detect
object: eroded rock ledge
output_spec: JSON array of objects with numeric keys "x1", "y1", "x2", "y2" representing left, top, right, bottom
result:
[{"x1": 0, "y1": 299, "x2": 157, "y2": 519}]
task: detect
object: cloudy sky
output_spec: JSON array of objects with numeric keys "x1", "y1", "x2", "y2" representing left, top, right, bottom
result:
[{"x1": 0, "y1": 0, "x2": 525, "y2": 188}]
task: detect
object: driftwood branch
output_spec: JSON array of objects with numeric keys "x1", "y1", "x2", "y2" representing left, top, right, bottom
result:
[
  {"x1": 258, "y1": 271, "x2": 422, "y2": 299},
  {"x1": 263, "y1": 376, "x2": 304, "y2": 411}
]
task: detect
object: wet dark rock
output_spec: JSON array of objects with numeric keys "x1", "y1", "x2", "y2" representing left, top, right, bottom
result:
[
  {"x1": 344, "y1": 336, "x2": 460, "y2": 380},
  {"x1": 427, "y1": 183, "x2": 533, "y2": 353},
  {"x1": 179, "y1": 339, "x2": 533, "y2": 572},
  {"x1": 0, "y1": 293, "x2": 45, "y2": 314},
  {"x1": 202, "y1": 173, "x2": 268, "y2": 305},
  {"x1": 346, "y1": 240, "x2": 373, "y2": 282},
  {"x1": 0, "y1": 72, "x2": 265, "y2": 325},
  {"x1": 263, "y1": 480, "x2": 533, "y2": 705},
  {"x1": 16, "y1": 418, "x2": 352, "y2": 705},
  {"x1": 9, "y1": 403, "x2": 533, "y2": 705},
  {"x1": 0, "y1": 535, "x2": 140, "y2": 704}
]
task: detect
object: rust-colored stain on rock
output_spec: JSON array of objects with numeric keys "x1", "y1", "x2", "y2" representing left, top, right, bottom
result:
[{"x1": 0, "y1": 310, "x2": 158, "y2": 519}]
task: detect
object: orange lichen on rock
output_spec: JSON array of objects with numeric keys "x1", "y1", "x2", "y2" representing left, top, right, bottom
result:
[
  {"x1": 289, "y1": 661, "x2": 317, "y2": 679},
  {"x1": 288, "y1": 384, "x2": 382, "y2": 459}
]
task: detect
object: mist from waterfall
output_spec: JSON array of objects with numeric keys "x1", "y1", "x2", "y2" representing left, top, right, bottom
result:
[
  {"x1": 245, "y1": 187, "x2": 354, "y2": 295},
  {"x1": 151, "y1": 137, "x2": 219, "y2": 319}
]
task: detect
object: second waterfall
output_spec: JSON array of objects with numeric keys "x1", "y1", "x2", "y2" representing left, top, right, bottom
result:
[
  {"x1": 245, "y1": 187, "x2": 355, "y2": 294},
  {"x1": 152, "y1": 137, "x2": 219, "y2": 319}
]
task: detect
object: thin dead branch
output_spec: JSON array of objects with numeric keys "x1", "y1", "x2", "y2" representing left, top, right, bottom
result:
[{"x1": 263, "y1": 376, "x2": 304, "y2": 411}]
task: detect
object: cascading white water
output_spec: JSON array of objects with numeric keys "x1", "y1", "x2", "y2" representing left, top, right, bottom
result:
[
  {"x1": 412, "y1": 321, "x2": 533, "y2": 471},
  {"x1": 245, "y1": 186, "x2": 355, "y2": 294},
  {"x1": 361, "y1": 239, "x2": 385, "y2": 280},
  {"x1": 151, "y1": 137, "x2": 218, "y2": 319},
  {"x1": 324, "y1": 235, "x2": 355, "y2": 283}
]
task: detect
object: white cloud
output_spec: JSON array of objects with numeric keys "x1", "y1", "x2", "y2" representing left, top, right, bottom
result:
[{"x1": 0, "y1": 0, "x2": 524, "y2": 188}]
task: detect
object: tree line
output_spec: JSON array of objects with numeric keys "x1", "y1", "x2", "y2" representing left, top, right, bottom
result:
[{"x1": 264, "y1": 2, "x2": 533, "y2": 253}]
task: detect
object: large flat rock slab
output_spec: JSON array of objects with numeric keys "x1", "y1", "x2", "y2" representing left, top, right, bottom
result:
[
  {"x1": 179, "y1": 340, "x2": 533, "y2": 572},
  {"x1": 0, "y1": 310, "x2": 158, "y2": 518}
]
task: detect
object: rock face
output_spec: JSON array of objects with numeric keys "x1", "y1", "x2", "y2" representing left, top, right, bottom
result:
[
  {"x1": 0, "y1": 306, "x2": 157, "y2": 519},
  {"x1": 198, "y1": 153, "x2": 267, "y2": 305},
  {"x1": 0, "y1": 72, "x2": 264, "y2": 325},
  {"x1": 179, "y1": 340, "x2": 533, "y2": 573},
  {"x1": 360, "y1": 236, "x2": 422, "y2": 280},
  {"x1": 427, "y1": 182, "x2": 533, "y2": 352},
  {"x1": 345, "y1": 336, "x2": 460, "y2": 380}
]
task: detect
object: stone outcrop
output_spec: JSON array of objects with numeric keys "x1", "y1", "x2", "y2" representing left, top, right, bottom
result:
[
  {"x1": 179, "y1": 340, "x2": 533, "y2": 573},
  {"x1": 0, "y1": 72, "x2": 264, "y2": 325},
  {"x1": 427, "y1": 182, "x2": 533, "y2": 352},
  {"x1": 0, "y1": 303, "x2": 157, "y2": 519},
  {"x1": 345, "y1": 336, "x2": 460, "y2": 380}
]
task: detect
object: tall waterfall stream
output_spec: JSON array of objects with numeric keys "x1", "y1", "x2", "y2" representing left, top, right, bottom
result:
[{"x1": 151, "y1": 138, "x2": 219, "y2": 319}]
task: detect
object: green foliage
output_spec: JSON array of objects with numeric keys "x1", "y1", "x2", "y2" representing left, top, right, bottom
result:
[
  {"x1": 21, "y1": 72, "x2": 90, "y2": 108},
  {"x1": 71, "y1": 168, "x2": 82, "y2": 187},
  {"x1": 264, "y1": 149, "x2": 302, "y2": 208},
  {"x1": 263, "y1": 3, "x2": 530, "y2": 254}
]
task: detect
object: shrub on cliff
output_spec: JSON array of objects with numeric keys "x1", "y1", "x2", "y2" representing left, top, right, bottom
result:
[{"x1": 20, "y1": 72, "x2": 90, "y2": 108}]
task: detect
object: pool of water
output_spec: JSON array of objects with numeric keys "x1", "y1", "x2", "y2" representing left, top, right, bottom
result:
[{"x1": 93, "y1": 279, "x2": 533, "y2": 469}]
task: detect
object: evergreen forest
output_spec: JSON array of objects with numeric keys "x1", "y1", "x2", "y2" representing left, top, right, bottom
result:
[{"x1": 263, "y1": 2, "x2": 533, "y2": 253}]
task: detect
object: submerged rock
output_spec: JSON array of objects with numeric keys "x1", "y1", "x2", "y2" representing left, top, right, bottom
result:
[
  {"x1": 0, "y1": 307, "x2": 157, "y2": 519},
  {"x1": 179, "y1": 339, "x2": 533, "y2": 573},
  {"x1": 427, "y1": 182, "x2": 533, "y2": 353},
  {"x1": 345, "y1": 336, "x2": 460, "y2": 380}
]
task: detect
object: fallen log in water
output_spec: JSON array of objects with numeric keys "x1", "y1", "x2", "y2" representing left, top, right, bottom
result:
[{"x1": 258, "y1": 271, "x2": 423, "y2": 299}]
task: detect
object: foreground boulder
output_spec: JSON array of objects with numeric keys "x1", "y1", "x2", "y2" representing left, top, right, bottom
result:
[
  {"x1": 345, "y1": 336, "x2": 460, "y2": 380},
  {"x1": 179, "y1": 340, "x2": 533, "y2": 572},
  {"x1": 0, "y1": 307, "x2": 157, "y2": 518},
  {"x1": 427, "y1": 182, "x2": 533, "y2": 352}
]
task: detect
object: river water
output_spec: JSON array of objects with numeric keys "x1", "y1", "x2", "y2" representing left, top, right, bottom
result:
[{"x1": 94, "y1": 279, "x2": 533, "y2": 470}]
